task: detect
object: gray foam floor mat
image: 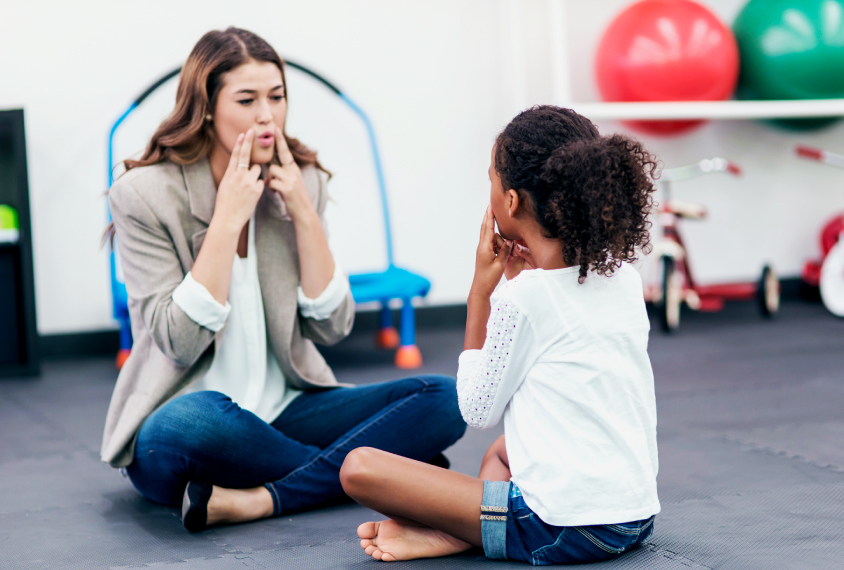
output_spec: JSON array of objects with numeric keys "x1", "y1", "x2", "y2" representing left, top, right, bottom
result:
[{"x1": 3, "y1": 299, "x2": 844, "y2": 568}]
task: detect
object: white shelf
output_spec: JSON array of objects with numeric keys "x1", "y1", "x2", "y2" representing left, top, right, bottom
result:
[{"x1": 569, "y1": 99, "x2": 844, "y2": 121}]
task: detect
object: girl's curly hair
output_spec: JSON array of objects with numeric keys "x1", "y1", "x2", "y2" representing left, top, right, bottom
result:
[{"x1": 494, "y1": 106, "x2": 658, "y2": 283}]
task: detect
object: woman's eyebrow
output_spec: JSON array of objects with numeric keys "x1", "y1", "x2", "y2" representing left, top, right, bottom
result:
[{"x1": 234, "y1": 84, "x2": 284, "y2": 95}]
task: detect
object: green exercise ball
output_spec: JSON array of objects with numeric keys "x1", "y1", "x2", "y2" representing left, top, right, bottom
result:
[{"x1": 734, "y1": 0, "x2": 844, "y2": 129}]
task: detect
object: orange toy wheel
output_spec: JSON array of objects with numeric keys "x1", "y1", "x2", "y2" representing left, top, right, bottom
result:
[
  {"x1": 395, "y1": 345, "x2": 423, "y2": 369},
  {"x1": 375, "y1": 327, "x2": 400, "y2": 349}
]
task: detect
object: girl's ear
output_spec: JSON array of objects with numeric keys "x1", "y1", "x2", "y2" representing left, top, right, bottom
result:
[{"x1": 507, "y1": 189, "x2": 520, "y2": 218}]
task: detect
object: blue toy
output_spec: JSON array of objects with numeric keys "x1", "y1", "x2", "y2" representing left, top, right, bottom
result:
[{"x1": 107, "y1": 62, "x2": 430, "y2": 370}]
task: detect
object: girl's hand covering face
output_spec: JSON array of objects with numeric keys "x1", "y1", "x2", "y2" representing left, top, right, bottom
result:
[
  {"x1": 471, "y1": 206, "x2": 513, "y2": 298},
  {"x1": 215, "y1": 130, "x2": 264, "y2": 232},
  {"x1": 265, "y1": 127, "x2": 313, "y2": 221}
]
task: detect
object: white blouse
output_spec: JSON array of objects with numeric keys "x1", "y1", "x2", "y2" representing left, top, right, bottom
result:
[
  {"x1": 457, "y1": 263, "x2": 660, "y2": 527},
  {"x1": 172, "y1": 214, "x2": 349, "y2": 423}
]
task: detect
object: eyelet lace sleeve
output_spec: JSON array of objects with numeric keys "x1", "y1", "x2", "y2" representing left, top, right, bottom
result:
[{"x1": 457, "y1": 299, "x2": 532, "y2": 429}]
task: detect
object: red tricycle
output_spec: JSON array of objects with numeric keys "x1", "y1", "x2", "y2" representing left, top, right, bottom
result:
[
  {"x1": 645, "y1": 157, "x2": 781, "y2": 331},
  {"x1": 794, "y1": 145, "x2": 844, "y2": 317}
]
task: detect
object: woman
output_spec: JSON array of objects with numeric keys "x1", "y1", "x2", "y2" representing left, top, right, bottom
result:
[{"x1": 101, "y1": 27, "x2": 465, "y2": 532}]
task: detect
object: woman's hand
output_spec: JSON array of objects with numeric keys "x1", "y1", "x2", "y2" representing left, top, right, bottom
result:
[
  {"x1": 266, "y1": 127, "x2": 315, "y2": 223},
  {"x1": 470, "y1": 206, "x2": 513, "y2": 300},
  {"x1": 193, "y1": 130, "x2": 262, "y2": 305},
  {"x1": 264, "y1": 127, "x2": 335, "y2": 299},
  {"x1": 213, "y1": 130, "x2": 264, "y2": 233},
  {"x1": 504, "y1": 240, "x2": 536, "y2": 281}
]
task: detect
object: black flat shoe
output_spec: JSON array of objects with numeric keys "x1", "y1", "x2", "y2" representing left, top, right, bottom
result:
[
  {"x1": 182, "y1": 480, "x2": 213, "y2": 532},
  {"x1": 428, "y1": 453, "x2": 450, "y2": 470}
]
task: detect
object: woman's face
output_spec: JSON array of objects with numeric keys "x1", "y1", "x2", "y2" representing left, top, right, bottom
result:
[{"x1": 211, "y1": 59, "x2": 287, "y2": 165}]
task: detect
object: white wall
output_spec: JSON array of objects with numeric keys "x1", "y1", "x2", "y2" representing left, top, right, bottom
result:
[{"x1": 1, "y1": 0, "x2": 842, "y2": 334}]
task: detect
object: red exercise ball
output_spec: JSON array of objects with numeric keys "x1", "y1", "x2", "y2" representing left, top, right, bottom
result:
[{"x1": 596, "y1": 0, "x2": 739, "y2": 136}]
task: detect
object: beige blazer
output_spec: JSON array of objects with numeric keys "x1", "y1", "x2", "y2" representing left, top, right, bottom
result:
[{"x1": 101, "y1": 158, "x2": 355, "y2": 468}]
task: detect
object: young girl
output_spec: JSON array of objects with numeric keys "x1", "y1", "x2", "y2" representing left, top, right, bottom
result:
[{"x1": 339, "y1": 106, "x2": 660, "y2": 565}]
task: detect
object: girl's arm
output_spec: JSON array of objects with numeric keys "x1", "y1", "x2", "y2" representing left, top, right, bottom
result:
[
  {"x1": 464, "y1": 291, "x2": 491, "y2": 350},
  {"x1": 465, "y1": 206, "x2": 511, "y2": 350},
  {"x1": 458, "y1": 206, "x2": 536, "y2": 429},
  {"x1": 457, "y1": 296, "x2": 535, "y2": 429}
]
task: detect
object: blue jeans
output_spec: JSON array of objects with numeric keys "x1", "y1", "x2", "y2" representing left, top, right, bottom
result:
[
  {"x1": 482, "y1": 481, "x2": 655, "y2": 566},
  {"x1": 126, "y1": 375, "x2": 466, "y2": 516}
]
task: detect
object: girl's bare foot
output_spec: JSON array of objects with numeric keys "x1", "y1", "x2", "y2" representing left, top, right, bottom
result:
[
  {"x1": 357, "y1": 519, "x2": 472, "y2": 562},
  {"x1": 206, "y1": 485, "x2": 274, "y2": 525}
]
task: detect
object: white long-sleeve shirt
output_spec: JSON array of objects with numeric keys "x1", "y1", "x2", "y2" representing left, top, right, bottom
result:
[
  {"x1": 457, "y1": 263, "x2": 660, "y2": 527},
  {"x1": 171, "y1": 214, "x2": 349, "y2": 423}
]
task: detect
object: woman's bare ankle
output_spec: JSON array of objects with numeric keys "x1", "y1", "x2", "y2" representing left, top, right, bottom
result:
[{"x1": 206, "y1": 486, "x2": 274, "y2": 525}]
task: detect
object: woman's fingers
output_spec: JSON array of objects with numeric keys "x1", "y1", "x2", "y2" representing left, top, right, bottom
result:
[
  {"x1": 276, "y1": 127, "x2": 295, "y2": 165},
  {"x1": 267, "y1": 163, "x2": 288, "y2": 183},
  {"x1": 238, "y1": 129, "x2": 255, "y2": 168},
  {"x1": 266, "y1": 176, "x2": 284, "y2": 194},
  {"x1": 226, "y1": 133, "x2": 245, "y2": 172},
  {"x1": 266, "y1": 164, "x2": 293, "y2": 198}
]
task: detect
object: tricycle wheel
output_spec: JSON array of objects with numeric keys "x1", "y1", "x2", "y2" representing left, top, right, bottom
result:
[
  {"x1": 820, "y1": 239, "x2": 844, "y2": 317},
  {"x1": 661, "y1": 256, "x2": 682, "y2": 332},
  {"x1": 757, "y1": 265, "x2": 780, "y2": 318}
]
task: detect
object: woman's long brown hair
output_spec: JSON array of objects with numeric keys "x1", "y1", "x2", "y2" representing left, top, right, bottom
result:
[{"x1": 106, "y1": 27, "x2": 327, "y2": 243}]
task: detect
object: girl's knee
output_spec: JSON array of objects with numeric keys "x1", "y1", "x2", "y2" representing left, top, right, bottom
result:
[{"x1": 340, "y1": 447, "x2": 380, "y2": 497}]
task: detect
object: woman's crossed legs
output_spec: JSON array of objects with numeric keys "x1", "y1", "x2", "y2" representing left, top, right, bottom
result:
[{"x1": 126, "y1": 375, "x2": 466, "y2": 528}]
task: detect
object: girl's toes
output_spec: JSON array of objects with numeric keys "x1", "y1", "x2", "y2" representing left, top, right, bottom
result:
[
  {"x1": 360, "y1": 538, "x2": 373, "y2": 549},
  {"x1": 371, "y1": 547, "x2": 384, "y2": 560},
  {"x1": 357, "y1": 521, "x2": 379, "y2": 539},
  {"x1": 381, "y1": 552, "x2": 397, "y2": 562},
  {"x1": 365, "y1": 544, "x2": 378, "y2": 556}
]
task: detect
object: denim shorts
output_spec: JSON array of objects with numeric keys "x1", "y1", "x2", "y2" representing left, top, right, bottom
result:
[{"x1": 481, "y1": 481, "x2": 655, "y2": 566}]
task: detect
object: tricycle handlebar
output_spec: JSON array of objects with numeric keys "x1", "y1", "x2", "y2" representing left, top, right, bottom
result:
[
  {"x1": 660, "y1": 157, "x2": 742, "y2": 183},
  {"x1": 795, "y1": 145, "x2": 844, "y2": 169}
]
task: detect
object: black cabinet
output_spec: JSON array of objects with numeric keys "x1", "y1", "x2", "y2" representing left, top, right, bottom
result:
[{"x1": 0, "y1": 110, "x2": 38, "y2": 376}]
